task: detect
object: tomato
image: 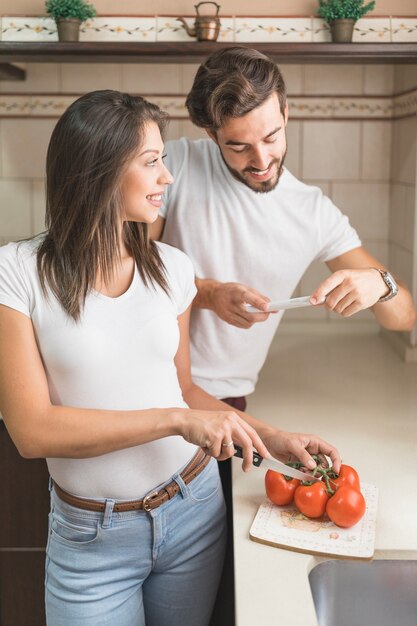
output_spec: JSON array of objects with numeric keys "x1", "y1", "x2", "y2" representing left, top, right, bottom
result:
[
  {"x1": 293, "y1": 481, "x2": 329, "y2": 518},
  {"x1": 265, "y1": 470, "x2": 300, "y2": 506},
  {"x1": 329, "y1": 464, "x2": 361, "y2": 492},
  {"x1": 326, "y1": 485, "x2": 366, "y2": 528}
]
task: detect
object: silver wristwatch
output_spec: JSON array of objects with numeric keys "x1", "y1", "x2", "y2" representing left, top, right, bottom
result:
[{"x1": 372, "y1": 268, "x2": 399, "y2": 302}]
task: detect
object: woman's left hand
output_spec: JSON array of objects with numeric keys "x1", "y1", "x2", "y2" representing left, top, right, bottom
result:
[{"x1": 263, "y1": 429, "x2": 341, "y2": 474}]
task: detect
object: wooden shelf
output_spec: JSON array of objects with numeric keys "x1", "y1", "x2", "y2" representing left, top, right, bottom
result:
[{"x1": 1, "y1": 41, "x2": 417, "y2": 64}]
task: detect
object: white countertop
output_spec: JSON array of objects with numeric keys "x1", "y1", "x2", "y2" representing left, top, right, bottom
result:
[{"x1": 232, "y1": 332, "x2": 417, "y2": 626}]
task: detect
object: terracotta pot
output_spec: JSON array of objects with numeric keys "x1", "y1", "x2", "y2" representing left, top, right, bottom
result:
[
  {"x1": 330, "y1": 19, "x2": 355, "y2": 43},
  {"x1": 56, "y1": 18, "x2": 81, "y2": 42}
]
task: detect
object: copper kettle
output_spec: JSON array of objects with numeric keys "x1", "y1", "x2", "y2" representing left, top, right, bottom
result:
[{"x1": 177, "y1": 2, "x2": 221, "y2": 42}]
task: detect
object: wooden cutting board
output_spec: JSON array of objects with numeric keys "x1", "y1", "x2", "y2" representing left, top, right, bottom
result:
[{"x1": 250, "y1": 483, "x2": 378, "y2": 560}]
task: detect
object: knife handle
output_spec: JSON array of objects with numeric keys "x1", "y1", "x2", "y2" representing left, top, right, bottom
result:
[{"x1": 233, "y1": 444, "x2": 263, "y2": 467}]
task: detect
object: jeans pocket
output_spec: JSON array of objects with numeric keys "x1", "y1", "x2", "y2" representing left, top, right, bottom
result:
[
  {"x1": 187, "y1": 460, "x2": 221, "y2": 503},
  {"x1": 50, "y1": 515, "x2": 101, "y2": 548}
]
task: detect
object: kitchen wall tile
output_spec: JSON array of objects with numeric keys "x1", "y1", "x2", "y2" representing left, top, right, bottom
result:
[
  {"x1": 362, "y1": 122, "x2": 392, "y2": 181},
  {"x1": 391, "y1": 19, "x2": 417, "y2": 43},
  {"x1": 363, "y1": 240, "x2": 389, "y2": 267},
  {"x1": 389, "y1": 242, "x2": 413, "y2": 286},
  {"x1": 299, "y1": 260, "x2": 329, "y2": 296},
  {"x1": 311, "y1": 18, "x2": 331, "y2": 43},
  {"x1": 393, "y1": 66, "x2": 417, "y2": 94},
  {"x1": 0, "y1": 63, "x2": 60, "y2": 94},
  {"x1": 289, "y1": 97, "x2": 334, "y2": 119},
  {"x1": 156, "y1": 16, "x2": 194, "y2": 42},
  {"x1": 364, "y1": 65, "x2": 394, "y2": 96},
  {"x1": 178, "y1": 120, "x2": 207, "y2": 140},
  {"x1": 1, "y1": 16, "x2": 57, "y2": 42},
  {"x1": 304, "y1": 65, "x2": 363, "y2": 96},
  {"x1": 0, "y1": 96, "x2": 31, "y2": 117},
  {"x1": 332, "y1": 97, "x2": 392, "y2": 119},
  {"x1": 353, "y1": 18, "x2": 391, "y2": 42},
  {"x1": 147, "y1": 96, "x2": 186, "y2": 118},
  {"x1": 302, "y1": 121, "x2": 361, "y2": 180},
  {"x1": 32, "y1": 179, "x2": 46, "y2": 236},
  {"x1": 281, "y1": 65, "x2": 304, "y2": 96},
  {"x1": 390, "y1": 183, "x2": 415, "y2": 252},
  {"x1": 121, "y1": 64, "x2": 181, "y2": 94},
  {"x1": 0, "y1": 180, "x2": 32, "y2": 238},
  {"x1": 391, "y1": 117, "x2": 417, "y2": 185},
  {"x1": 302, "y1": 180, "x2": 331, "y2": 196},
  {"x1": 234, "y1": 18, "x2": 312, "y2": 43},
  {"x1": 61, "y1": 64, "x2": 121, "y2": 93},
  {"x1": 332, "y1": 182, "x2": 390, "y2": 240},
  {"x1": 1, "y1": 119, "x2": 56, "y2": 179},
  {"x1": 28, "y1": 95, "x2": 77, "y2": 117},
  {"x1": 393, "y1": 89, "x2": 417, "y2": 119},
  {"x1": 164, "y1": 119, "x2": 181, "y2": 142},
  {"x1": 285, "y1": 120, "x2": 301, "y2": 178},
  {"x1": 180, "y1": 64, "x2": 200, "y2": 93},
  {"x1": 80, "y1": 17, "x2": 156, "y2": 42}
]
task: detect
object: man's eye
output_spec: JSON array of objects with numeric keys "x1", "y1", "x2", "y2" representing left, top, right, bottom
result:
[{"x1": 231, "y1": 147, "x2": 247, "y2": 153}]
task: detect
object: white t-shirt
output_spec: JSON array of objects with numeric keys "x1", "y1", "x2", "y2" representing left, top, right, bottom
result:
[
  {"x1": 160, "y1": 138, "x2": 361, "y2": 399},
  {"x1": 0, "y1": 236, "x2": 198, "y2": 500}
]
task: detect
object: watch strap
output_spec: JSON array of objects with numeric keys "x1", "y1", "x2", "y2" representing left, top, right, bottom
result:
[{"x1": 372, "y1": 268, "x2": 399, "y2": 302}]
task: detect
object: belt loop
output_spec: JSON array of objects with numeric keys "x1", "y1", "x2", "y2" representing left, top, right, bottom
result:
[
  {"x1": 48, "y1": 476, "x2": 53, "y2": 492},
  {"x1": 174, "y1": 474, "x2": 188, "y2": 498},
  {"x1": 102, "y1": 499, "x2": 115, "y2": 529}
]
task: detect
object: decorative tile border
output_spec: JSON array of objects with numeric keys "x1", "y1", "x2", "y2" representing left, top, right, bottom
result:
[
  {"x1": 2, "y1": 93, "x2": 416, "y2": 119},
  {"x1": 391, "y1": 18, "x2": 417, "y2": 42},
  {"x1": 393, "y1": 89, "x2": 417, "y2": 118},
  {"x1": 234, "y1": 18, "x2": 312, "y2": 42},
  {"x1": 1, "y1": 15, "x2": 417, "y2": 42},
  {"x1": 353, "y1": 17, "x2": 391, "y2": 42}
]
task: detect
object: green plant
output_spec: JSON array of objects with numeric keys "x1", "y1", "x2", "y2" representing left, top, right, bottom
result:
[
  {"x1": 45, "y1": 0, "x2": 96, "y2": 21},
  {"x1": 318, "y1": 0, "x2": 375, "y2": 23}
]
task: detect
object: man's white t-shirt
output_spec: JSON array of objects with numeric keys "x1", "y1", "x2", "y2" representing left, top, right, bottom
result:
[
  {"x1": 160, "y1": 138, "x2": 361, "y2": 399},
  {"x1": 0, "y1": 237, "x2": 198, "y2": 500}
]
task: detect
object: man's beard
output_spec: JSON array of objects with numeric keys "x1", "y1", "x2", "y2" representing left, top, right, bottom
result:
[{"x1": 220, "y1": 148, "x2": 287, "y2": 193}]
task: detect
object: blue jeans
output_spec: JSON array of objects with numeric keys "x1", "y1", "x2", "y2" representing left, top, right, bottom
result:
[{"x1": 45, "y1": 459, "x2": 227, "y2": 626}]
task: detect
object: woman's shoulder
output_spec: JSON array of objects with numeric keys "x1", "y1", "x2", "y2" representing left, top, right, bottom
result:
[
  {"x1": 155, "y1": 241, "x2": 194, "y2": 270},
  {"x1": 0, "y1": 237, "x2": 39, "y2": 272}
]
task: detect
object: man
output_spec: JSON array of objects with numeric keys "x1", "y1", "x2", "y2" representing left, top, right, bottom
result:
[
  {"x1": 150, "y1": 47, "x2": 416, "y2": 624},
  {"x1": 152, "y1": 45, "x2": 415, "y2": 406}
]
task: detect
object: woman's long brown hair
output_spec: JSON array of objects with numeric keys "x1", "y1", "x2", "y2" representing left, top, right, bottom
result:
[{"x1": 37, "y1": 90, "x2": 169, "y2": 321}]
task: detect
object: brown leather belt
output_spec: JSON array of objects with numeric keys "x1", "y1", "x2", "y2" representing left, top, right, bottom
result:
[{"x1": 53, "y1": 448, "x2": 210, "y2": 513}]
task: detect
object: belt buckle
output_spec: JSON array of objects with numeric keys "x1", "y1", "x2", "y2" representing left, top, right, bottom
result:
[{"x1": 143, "y1": 491, "x2": 159, "y2": 512}]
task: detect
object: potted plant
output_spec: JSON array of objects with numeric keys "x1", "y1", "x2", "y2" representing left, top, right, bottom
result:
[
  {"x1": 318, "y1": 0, "x2": 375, "y2": 43},
  {"x1": 45, "y1": 0, "x2": 96, "y2": 42}
]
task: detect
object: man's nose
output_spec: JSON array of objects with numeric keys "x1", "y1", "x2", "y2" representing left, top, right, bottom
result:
[{"x1": 249, "y1": 145, "x2": 270, "y2": 170}]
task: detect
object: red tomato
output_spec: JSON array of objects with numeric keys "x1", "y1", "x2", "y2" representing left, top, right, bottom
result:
[
  {"x1": 326, "y1": 485, "x2": 366, "y2": 528},
  {"x1": 330, "y1": 464, "x2": 361, "y2": 492},
  {"x1": 265, "y1": 470, "x2": 300, "y2": 506},
  {"x1": 294, "y1": 481, "x2": 329, "y2": 518}
]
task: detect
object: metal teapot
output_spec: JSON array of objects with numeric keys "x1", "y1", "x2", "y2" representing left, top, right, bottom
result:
[{"x1": 177, "y1": 2, "x2": 221, "y2": 42}]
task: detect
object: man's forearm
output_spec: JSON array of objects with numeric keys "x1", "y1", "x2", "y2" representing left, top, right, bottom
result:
[{"x1": 193, "y1": 277, "x2": 220, "y2": 310}]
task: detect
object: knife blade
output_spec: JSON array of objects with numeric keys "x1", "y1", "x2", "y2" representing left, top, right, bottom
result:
[{"x1": 233, "y1": 445, "x2": 321, "y2": 483}]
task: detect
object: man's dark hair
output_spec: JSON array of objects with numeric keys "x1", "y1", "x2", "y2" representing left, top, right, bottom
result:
[{"x1": 186, "y1": 47, "x2": 287, "y2": 130}]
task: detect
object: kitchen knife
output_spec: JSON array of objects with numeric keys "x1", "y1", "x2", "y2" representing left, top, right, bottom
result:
[
  {"x1": 245, "y1": 295, "x2": 313, "y2": 313},
  {"x1": 234, "y1": 445, "x2": 321, "y2": 482}
]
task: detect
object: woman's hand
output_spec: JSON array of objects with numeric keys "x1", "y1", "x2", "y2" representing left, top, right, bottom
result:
[
  {"x1": 174, "y1": 408, "x2": 270, "y2": 471},
  {"x1": 262, "y1": 429, "x2": 341, "y2": 474}
]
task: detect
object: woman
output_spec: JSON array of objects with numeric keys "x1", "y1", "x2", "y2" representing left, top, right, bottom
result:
[{"x1": 0, "y1": 90, "x2": 340, "y2": 626}]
